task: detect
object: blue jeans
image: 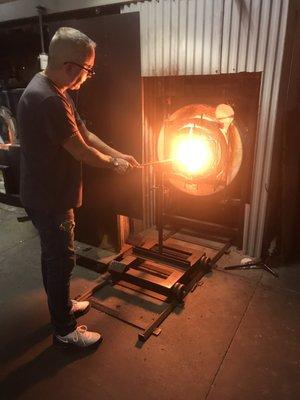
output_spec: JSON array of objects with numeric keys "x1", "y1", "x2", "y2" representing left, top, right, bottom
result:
[{"x1": 25, "y1": 208, "x2": 77, "y2": 336}]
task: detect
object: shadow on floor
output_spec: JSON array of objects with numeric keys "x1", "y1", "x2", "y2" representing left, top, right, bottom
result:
[
  {"x1": 0, "y1": 339, "x2": 99, "y2": 399},
  {"x1": 0, "y1": 323, "x2": 52, "y2": 366}
]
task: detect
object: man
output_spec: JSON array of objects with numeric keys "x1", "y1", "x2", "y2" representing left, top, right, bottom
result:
[{"x1": 18, "y1": 27, "x2": 139, "y2": 349}]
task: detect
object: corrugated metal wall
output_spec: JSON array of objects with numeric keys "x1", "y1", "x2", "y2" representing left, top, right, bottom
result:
[{"x1": 121, "y1": 0, "x2": 289, "y2": 257}]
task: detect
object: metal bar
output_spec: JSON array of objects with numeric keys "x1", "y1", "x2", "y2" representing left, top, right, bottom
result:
[
  {"x1": 90, "y1": 297, "x2": 162, "y2": 336},
  {"x1": 138, "y1": 299, "x2": 178, "y2": 341},
  {"x1": 138, "y1": 260, "x2": 178, "y2": 276},
  {"x1": 133, "y1": 246, "x2": 192, "y2": 268},
  {"x1": 36, "y1": 6, "x2": 45, "y2": 53},
  {"x1": 109, "y1": 269, "x2": 172, "y2": 297},
  {"x1": 262, "y1": 263, "x2": 279, "y2": 278},
  {"x1": 139, "y1": 254, "x2": 211, "y2": 342},
  {"x1": 125, "y1": 268, "x2": 183, "y2": 289},
  {"x1": 225, "y1": 265, "x2": 261, "y2": 270},
  {"x1": 184, "y1": 266, "x2": 207, "y2": 294},
  {"x1": 117, "y1": 280, "x2": 167, "y2": 302},
  {"x1": 186, "y1": 251, "x2": 205, "y2": 265},
  {"x1": 163, "y1": 213, "x2": 236, "y2": 241},
  {"x1": 140, "y1": 158, "x2": 174, "y2": 167},
  {"x1": 224, "y1": 260, "x2": 260, "y2": 269},
  {"x1": 209, "y1": 241, "x2": 231, "y2": 266},
  {"x1": 224, "y1": 259, "x2": 279, "y2": 278},
  {"x1": 90, "y1": 297, "x2": 120, "y2": 318},
  {"x1": 157, "y1": 168, "x2": 164, "y2": 254}
]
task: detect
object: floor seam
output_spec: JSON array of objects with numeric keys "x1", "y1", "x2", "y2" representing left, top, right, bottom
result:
[
  {"x1": 204, "y1": 275, "x2": 261, "y2": 400},
  {"x1": 258, "y1": 280, "x2": 300, "y2": 297},
  {"x1": 215, "y1": 268, "x2": 300, "y2": 296}
]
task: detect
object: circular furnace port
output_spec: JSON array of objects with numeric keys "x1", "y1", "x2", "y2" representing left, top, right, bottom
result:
[{"x1": 157, "y1": 103, "x2": 243, "y2": 196}]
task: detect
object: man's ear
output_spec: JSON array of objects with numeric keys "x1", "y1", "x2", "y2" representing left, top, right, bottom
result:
[{"x1": 64, "y1": 62, "x2": 73, "y2": 76}]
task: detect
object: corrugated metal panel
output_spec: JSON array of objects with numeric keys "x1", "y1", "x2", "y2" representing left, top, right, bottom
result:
[
  {"x1": 248, "y1": 0, "x2": 288, "y2": 255},
  {"x1": 122, "y1": 0, "x2": 289, "y2": 257}
]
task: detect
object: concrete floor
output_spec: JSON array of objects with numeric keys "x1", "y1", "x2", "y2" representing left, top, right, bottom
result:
[{"x1": 0, "y1": 203, "x2": 300, "y2": 400}]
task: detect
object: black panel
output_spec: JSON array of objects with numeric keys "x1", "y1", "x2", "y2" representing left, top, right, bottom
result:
[
  {"x1": 49, "y1": 13, "x2": 142, "y2": 216},
  {"x1": 48, "y1": 13, "x2": 142, "y2": 247}
]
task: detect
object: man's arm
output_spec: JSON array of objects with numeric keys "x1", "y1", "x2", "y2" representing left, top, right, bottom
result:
[
  {"x1": 39, "y1": 95, "x2": 131, "y2": 173},
  {"x1": 78, "y1": 123, "x2": 139, "y2": 167},
  {"x1": 62, "y1": 132, "x2": 129, "y2": 174}
]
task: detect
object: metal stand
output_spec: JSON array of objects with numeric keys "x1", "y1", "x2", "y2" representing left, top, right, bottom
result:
[{"x1": 76, "y1": 164, "x2": 232, "y2": 341}]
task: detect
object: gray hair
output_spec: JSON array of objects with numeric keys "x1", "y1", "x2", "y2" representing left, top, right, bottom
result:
[{"x1": 47, "y1": 27, "x2": 96, "y2": 69}]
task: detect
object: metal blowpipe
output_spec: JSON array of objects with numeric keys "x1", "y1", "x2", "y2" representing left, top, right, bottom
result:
[{"x1": 140, "y1": 159, "x2": 175, "y2": 167}]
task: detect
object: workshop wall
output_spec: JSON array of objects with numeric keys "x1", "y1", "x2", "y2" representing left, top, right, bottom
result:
[{"x1": 0, "y1": 0, "x2": 128, "y2": 22}]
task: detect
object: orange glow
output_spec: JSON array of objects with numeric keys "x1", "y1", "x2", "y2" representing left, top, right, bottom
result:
[{"x1": 171, "y1": 127, "x2": 217, "y2": 176}]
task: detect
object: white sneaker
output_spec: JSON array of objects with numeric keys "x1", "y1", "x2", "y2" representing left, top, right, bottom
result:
[
  {"x1": 70, "y1": 299, "x2": 91, "y2": 317},
  {"x1": 54, "y1": 325, "x2": 103, "y2": 349}
]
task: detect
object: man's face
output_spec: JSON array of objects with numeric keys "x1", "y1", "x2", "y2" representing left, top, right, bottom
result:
[{"x1": 66, "y1": 48, "x2": 95, "y2": 91}]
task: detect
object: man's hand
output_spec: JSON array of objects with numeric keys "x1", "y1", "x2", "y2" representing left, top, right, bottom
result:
[
  {"x1": 120, "y1": 154, "x2": 140, "y2": 167},
  {"x1": 112, "y1": 157, "x2": 131, "y2": 175}
]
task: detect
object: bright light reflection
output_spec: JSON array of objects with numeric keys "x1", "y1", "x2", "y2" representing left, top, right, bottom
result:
[{"x1": 171, "y1": 129, "x2": 216, "y2": 176}]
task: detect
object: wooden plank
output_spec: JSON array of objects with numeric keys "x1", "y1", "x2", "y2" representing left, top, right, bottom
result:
[
  {"x1": 117, "y1": 280, "x2": 167, "y2": 302},
  {"x1": 121, "y1": 255, "x2": 139, "y2": 266},
  {"x1": 126, "y1": 268, "x2": 183, "y2": 289},
  {"x1": 139, "y1": 260, "x2": 176, "y2": 276},
  {"x1": 141, "y1": 239, "x2": 157, "y2": 249}
]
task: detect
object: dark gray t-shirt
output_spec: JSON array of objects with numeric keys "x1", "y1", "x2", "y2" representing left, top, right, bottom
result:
[{"x1": 18, "y1": 73, "x2": 83, "y2": 212}]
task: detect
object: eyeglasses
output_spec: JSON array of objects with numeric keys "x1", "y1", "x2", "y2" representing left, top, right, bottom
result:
[{"x1": 64, "y1": 61, "x2": 95, "y2": 77}]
